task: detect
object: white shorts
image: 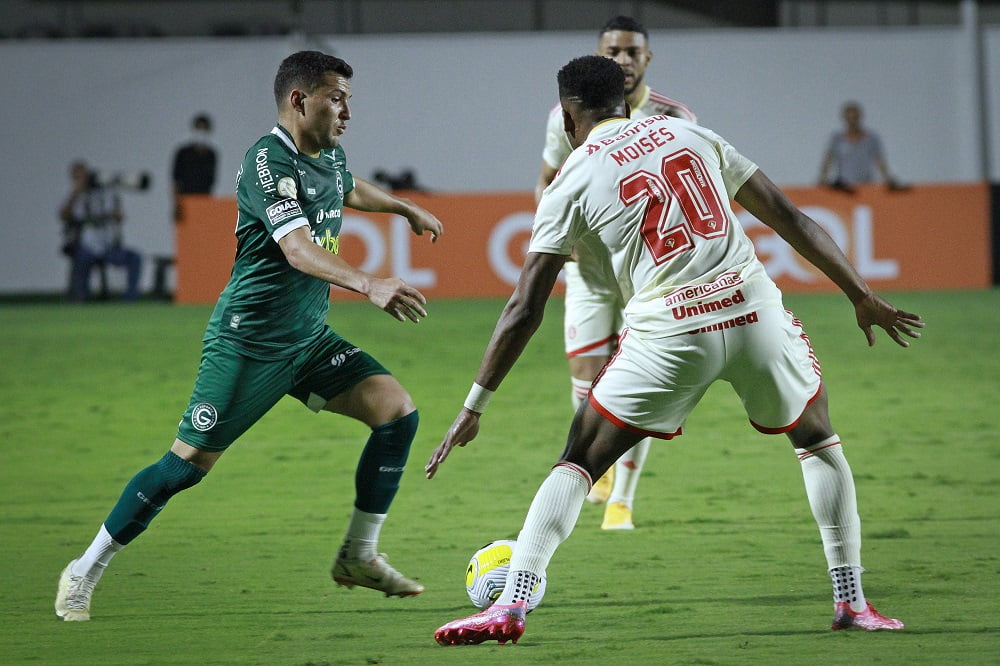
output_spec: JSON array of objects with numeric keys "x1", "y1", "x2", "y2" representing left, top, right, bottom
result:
[
  {"x1": 589, "y1": 305, "x2": 822, "y2": 439},
  {"x1": 563, "y1": 262, "x2": 623, "y2": 358}
]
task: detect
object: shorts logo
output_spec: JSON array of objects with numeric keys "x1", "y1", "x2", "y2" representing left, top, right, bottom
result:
[
  {"x1": 191, "y1": 402, "x2": 218, "y2": 432},
  {"x1": 330, "y1": 347, "x2": 361, "y2": 367}
]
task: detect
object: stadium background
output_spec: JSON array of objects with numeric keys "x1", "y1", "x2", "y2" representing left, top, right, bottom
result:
[
  {"x1": 1, "y1": 4, "x2": 997, "y2": 663},
  {"x1": 0, "y1": 0, "x2": 998, "y2": 297}
]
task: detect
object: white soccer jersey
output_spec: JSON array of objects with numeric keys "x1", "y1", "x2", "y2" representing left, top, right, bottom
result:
[
  {"x1": 530, "y1": 114, "x2": 782, "y2": 339},
  {"x1": 543, "y1": 86, "x2": 696, "y2": 295},
  {"x1": 541, "y1": 85, "x2": 697, "y2": 171}
]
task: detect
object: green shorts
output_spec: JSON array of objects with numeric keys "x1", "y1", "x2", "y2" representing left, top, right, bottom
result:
[{"x1": 176, "y1": 327, "x2": 389, "y2": 451}]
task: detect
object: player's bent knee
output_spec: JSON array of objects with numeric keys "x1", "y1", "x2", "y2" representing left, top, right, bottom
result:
[{"x1": 170, "y1": 439, "x2": 223, "y2": 473}]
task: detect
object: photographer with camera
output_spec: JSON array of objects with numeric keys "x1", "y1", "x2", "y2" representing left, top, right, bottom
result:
[{"x1": 60, "y1": 160, "x2": 144, "y2": 302}]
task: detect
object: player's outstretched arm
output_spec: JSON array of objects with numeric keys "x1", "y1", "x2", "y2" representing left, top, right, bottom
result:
[
  {"x1": 345, "y1": 177, "x2": 443, "y2": 242},
  {"x1": 279, "y1": 226, "x2": 428, "y2": 322},
  {"x1": 735, "y1": 170, "x2": 923, "y2": 347},
  {"x1": 425, "y1": 251, "x2": 567, "y2": 479}
]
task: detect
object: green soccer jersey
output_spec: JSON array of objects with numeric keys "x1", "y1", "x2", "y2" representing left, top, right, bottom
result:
[{"x1": 204, "y1": 124, "x2": 355, "y2": 358}]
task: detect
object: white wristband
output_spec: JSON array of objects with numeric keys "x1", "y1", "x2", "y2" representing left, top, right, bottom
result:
[{"x1": 464, "y1": 382, "x2": 494, "y2": 414}]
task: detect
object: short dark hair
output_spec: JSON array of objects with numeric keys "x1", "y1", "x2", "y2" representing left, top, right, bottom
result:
[
  {"x1": 273, "y1": 50, "x2": 353, "y2": 107},
  {"x1": 600, "y1": 15, "x2": 648, "y2": 39},
  {"x1": 558, "y1": 55, "x2": 625, "y2": 112}
]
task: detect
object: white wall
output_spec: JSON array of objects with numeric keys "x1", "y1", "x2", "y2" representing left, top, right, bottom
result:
[{"x1": 1, "y1": 26, "x2": 996, "y2": 294}]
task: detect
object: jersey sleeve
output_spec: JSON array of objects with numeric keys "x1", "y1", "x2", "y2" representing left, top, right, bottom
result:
[
  {"x1": 241, "y1": 144, "x2": 309, "y2": 242},
  {"x1": 541, "y1": 104, "x2": 573, "y2": 169},
  {"x1": 528, "y1": 189, "x2": 581, "y2": 256},
  {"x1": 669, "y1": 105, "x2": 697, "y2": 123},
  {"x1": 714, "y1": 132, "x2": 759, "y2": 197},
  {"x1": 645, "y1": 89, "x2": 697, "y2": 124}
]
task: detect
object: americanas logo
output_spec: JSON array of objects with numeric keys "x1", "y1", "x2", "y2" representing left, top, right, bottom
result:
[
  {"x1": 266, "y1": 198, "x2": 303, "y2": 226},
  {"x1": 191, "y1": 402, "x2": 218, "y2": 432}
]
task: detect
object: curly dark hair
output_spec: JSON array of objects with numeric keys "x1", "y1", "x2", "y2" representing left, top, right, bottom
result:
[
  {"x1": 557, "y1": 55, "x2": 625, "y2": 112},
  {"x1": 273, "y1": 50, "x2": 353, "y2": 106}
]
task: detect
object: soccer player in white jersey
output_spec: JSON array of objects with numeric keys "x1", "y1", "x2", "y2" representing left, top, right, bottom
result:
[
  {"x1": 535, "y1": 16, "x2": 696, "y2": 529},
  {"x1": 428, "y1": 55, "x2": 921, "y2": 645}
]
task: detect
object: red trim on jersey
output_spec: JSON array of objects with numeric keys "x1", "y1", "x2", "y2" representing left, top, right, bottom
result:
[
  {"x1": 588, "y1": 392, "x2": 682, "y2": 440},
  {"x1": 552, "y1": 461, "x2": 593, "y2": 492},
  {"x1": 566, "y1": 334, "x2": 619, "y2": 358},
  {"x1": 647, "y1": 90, "x2": 696, "y2": 121}
]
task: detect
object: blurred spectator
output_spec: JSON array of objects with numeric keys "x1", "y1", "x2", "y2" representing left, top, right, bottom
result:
[
  {"x1": 171, "y1": 112, "x2": 218, "y2": 218},
  {"x1": 819, "y1": 101, "x2": 907, "y2": 193},
  {"x1": 60, "y1": 160, "x2": 143, "y2": 302},
  {"x1": 158, "y1": 113, "x2": 218, "y2": 298}
]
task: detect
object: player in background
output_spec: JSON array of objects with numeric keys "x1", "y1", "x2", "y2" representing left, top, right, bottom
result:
[
  {"x1": 535, "y1": 15, "x2": 696, "y2": 529},
  {"x1": 55, "y1": 51, "x2": 443, "y2": 621},
  {"x1": 429, "y1": 55, "x2": 919, "y2": 644},
  {"x1": 818, "y1": 100, "x2": 905, "y2": 193}
]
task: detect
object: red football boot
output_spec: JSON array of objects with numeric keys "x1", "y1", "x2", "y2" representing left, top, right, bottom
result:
[{"x1": 434, "y1": 601, "x2": 528, "y2": 645}]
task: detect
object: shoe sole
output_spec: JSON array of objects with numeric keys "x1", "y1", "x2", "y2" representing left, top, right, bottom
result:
[
  {"x1": 56, "y1": 611, "x2": 90, "y2": 622},
  {"x1": 435, "y1": 624, "x2": 523, "y2": 645},
  {"x1": 831, "y1": 620, "x2": 904, "y2": 631},
  {"x1": 601, "y1": 523, "x2": 635, "y2": 530},
  {"x1": 333, "y1": 576, "x2": 424, "y2": 597}
]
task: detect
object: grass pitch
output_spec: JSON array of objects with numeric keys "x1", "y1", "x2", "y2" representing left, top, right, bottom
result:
[{"x1": 1, "y1": 289, "x2": 998, "y2": 664}]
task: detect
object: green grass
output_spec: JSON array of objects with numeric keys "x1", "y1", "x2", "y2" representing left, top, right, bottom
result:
[{"x1": 1, "y1": 289, "x2": 998, "y2": 665}]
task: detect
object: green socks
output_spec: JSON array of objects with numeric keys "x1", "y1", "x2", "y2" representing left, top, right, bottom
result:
[
  {"x1": 354, "y1": 411, "x2": 418, "y2": 514},
  {"x1": 104, "y1": 451, "x2": 206, "y2": 544}
]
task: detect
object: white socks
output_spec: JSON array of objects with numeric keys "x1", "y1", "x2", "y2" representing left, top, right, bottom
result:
[
  {"x1": 341, "y1": 509, "x2": 386, "y2": 561},
  {"x1": 498, "y1": 464, "x2": 590, "y2": 605},
  {"x1": 796, "y1": 434, "x2": 866, "y2": 611},
  {"x1": 73, "y1": 524, "x2": 124, "y2": 579},
  {"x1": 607, "y1": 437, "x2": 651, "y2": 509},
  {"x1": 830, "y1": 565, "x2": 867, "y2": 613}
]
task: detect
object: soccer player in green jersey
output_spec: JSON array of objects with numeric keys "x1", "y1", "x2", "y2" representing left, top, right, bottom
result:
[{"x1": 56, "y1": 50, "x2": 444, "y2": 621}]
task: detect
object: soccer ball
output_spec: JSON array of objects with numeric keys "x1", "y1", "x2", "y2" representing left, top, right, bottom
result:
[{"x1": 465, "y1": 539, "x2": 546, "y2": 612}]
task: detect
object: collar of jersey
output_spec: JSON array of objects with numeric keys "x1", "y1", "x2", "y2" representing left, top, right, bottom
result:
[
  {"x1": 589, "y1": 116, "x2": 630, "y2": 138},
  {"x1": 271, "y1": 125, "x2": 298, "y2": 154},
  {"x1": 630, "y1": 84, "x2": 651, "y2": 111}
]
